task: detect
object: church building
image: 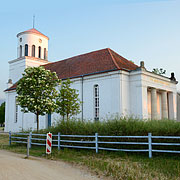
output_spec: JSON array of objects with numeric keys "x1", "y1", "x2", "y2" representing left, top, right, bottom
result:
[{"x1": 4, "y1": 28, "x2": 178, "y2": 132}]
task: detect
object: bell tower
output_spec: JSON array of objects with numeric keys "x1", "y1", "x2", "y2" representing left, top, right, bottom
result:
[{"x1": 8, "y1": 28, "x2": 50, "y2": 84}]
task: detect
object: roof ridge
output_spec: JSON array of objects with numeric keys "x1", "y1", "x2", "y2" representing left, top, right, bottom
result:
[
  {"x1": 107, "y1": 48, "x2": 120, "y2": 69},
  {"x1": 109, "y1": 48, "x2": 138, "y2": 67}
]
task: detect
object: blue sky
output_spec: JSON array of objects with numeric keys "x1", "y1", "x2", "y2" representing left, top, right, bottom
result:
[{"x1": 0, "y1": 0, "x2": 180, "y2": 99}]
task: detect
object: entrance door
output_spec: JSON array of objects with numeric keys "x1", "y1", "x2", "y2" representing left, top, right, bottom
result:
[{"x1": 48, "y1": 114, "x2": 51, "y2": 127}]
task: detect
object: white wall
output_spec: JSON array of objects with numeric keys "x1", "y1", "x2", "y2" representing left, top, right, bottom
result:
[
  {"x1": 5, "y1": 90, "x2": 47, "y2": 132},
  {"x1": 5, "y1": 71, "x2": 123, "y2": 132},
  {"x1": 5, "y1": 69, "x2": 178, "y2": 132},
  {"x1": 8, "y1": 58, "x2": 49, "y2": 84},
  {"x1": 52, "y1": 71, "x2": 122, "y2": 124}
]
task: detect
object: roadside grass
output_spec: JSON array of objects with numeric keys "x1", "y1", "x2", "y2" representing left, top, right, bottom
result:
[
  {"x1": 1, "y1": 134, "x2": 180, "y2": 180},
  {"x1": 0, "y1": 127, "x2": 4, "y2": 131}
]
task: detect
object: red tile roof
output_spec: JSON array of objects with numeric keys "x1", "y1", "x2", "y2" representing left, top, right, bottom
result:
[
  {"x1": 17, "y1": 28, "x2": 49, "y2": 40},
  {"x1": 44, "y1": 48, "x2": 138, "y2": 79},
  {"x1": 5, "y1": 48, "x2": 138, "y2": 92},
  {"x1": 5, "y1": 83, "x2": 17, "y2": 92}
]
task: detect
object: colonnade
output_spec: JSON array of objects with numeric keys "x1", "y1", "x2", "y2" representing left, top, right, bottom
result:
[{"x1": 150, "y1": 88, "x2": 168, "y2": 119}]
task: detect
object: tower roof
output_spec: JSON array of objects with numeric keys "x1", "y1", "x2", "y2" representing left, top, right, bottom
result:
[{"x1": 17, "y1": 28, "x2": 49, "y2": 40}]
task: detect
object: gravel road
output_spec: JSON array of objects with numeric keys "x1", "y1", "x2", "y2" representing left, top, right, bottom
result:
[{"x1": 0, "y1": 150, "x2": 101, "y2": 180}]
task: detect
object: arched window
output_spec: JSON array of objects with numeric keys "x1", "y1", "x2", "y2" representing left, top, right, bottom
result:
[
  {"x1": 44, "y1": 48, "x2": 47, "y2": 60},
  {"x1": 94, "y1": 85, "x2": 99, "y2": 121},
  {"x1": 25, "y1": 44, "x2": 28, "y2": 56},
  {"x1": 38, "y1": 46, "x2": 41, "y2": 58},
  {"x1": 32, "y1": 45, "x2": 35, "y2": 57},
  {"x1": 20, "y1": 45, "x2": 22, "y2": 57}
]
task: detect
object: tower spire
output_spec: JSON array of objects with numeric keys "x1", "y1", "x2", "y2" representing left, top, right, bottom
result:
[{"x1": 33, "y1": 15, "x2": 35, "y2": 28}]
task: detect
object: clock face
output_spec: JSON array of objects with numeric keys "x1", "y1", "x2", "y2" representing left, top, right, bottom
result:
[{"x1": 39, "y1": 38, "x2": 42, "y2": 43}]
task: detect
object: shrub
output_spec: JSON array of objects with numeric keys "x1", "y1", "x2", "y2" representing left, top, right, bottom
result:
[{"x1": 41, "y1": 117, "x2": 180, "y2": 136}]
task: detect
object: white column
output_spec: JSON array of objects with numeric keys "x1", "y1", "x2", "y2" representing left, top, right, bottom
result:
[
  {"x1": 168, "y1": 92, "x2": 177, "y2": 120},
  {"x1": 151, "y1": 88, "x2": 157, "y2": 120},
  {"x1": 162, "y1": 91, "x2": 168, "y2": 119}
]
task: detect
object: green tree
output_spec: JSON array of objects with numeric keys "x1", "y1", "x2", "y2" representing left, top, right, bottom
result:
[
  {"x1": 56, "y1": 79, "x2": 81, "y2": 121},
  {"x1": 0, "y1": 102, "x2": 5, "y2": 125},
  {"x1": 152, "y1": 68, "x2": 166, "y2": 75},
  {"x1": 16, "y1": 66, "x2": 60, "y2": 131}
]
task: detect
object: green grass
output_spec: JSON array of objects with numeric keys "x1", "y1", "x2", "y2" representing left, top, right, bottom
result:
[
  {"x1": 0, "y1": 127, "x2": 4, "y2": 131},
  {"x1": 1, "y1": 134, "x2": 180, "y2": 180},
  {"x1": 39, "y1": 117, "x2": 180, "y2": 136}
]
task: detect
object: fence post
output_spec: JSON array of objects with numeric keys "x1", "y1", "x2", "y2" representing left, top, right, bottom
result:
[
  {"x1": 29, "y1": 132, "x2": 32, "y2": 149},
  {"x1": 58, "y1": 132, "x2": 61, "y2": 151},
  {"x1": 9, "y1": 131, "x2": 11, "y2": 146},
  {"x1": 27, "y1": 136, "x2": 30, "y2": 158},
  {"x1": 148, "y1": 133, "x2": 152, "y2": 158},
  {"x1": 95, "y1": 133, "x2": 98, "y2": 154}
]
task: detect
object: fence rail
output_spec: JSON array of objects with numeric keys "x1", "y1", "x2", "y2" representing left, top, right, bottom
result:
[{"x1": 9, "y1": 132, "x2": 180, "y2": 158}]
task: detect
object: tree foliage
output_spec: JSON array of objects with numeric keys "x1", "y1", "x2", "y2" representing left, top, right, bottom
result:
[
  {"x1": 16, "y1": 66, "x2": 60, "y2": 131},
  {"x1": 152, "y1": 68, "x2": 166, "y2": 75},
  {"x1": 56, "y1": 79, "x2": 81, "y2": 121},
  {"x1": 0, "y1": 102, "x2": 5, "y2": 125}
]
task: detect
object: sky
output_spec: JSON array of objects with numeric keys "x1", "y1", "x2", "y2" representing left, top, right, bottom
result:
[{"x1": 0, "y1": 0, "x2": 180, "y2": 99}]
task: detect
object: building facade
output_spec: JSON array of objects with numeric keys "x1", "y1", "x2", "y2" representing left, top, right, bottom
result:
[{"x1": 4, "y1": 28, "x2": 178, "y2": 132}]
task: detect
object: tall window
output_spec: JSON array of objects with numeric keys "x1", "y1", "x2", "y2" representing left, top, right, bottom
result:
[
  {"x1": 44, "y1": 48, "x2": 47, "y2": 60},
  {"x1": 25, "y1": 44, "x2": 28, "y2": 56},
  {"x1": 94, "y1": 85, "x2": 99, "y2": 121},
  {"x1": 38, "y1": 46, "x2": 41, "y2": 58},
  {"x1": 15, "y1": 97, "x2": 18, "y2": 123},
  {"x1": 20, "y1": 45, "x2": 22, "y2": 57},
  {"x1": 32, "y1": 45, "x2": 35, "y2": 57}
]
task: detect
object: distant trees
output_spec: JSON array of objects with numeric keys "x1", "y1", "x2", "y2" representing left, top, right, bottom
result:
[
  {"x1": 152, "y1": 68, "x2": 166, "y2": 75},
  {"x1": 56, "y1": 79, "x2": 81, "y2": 121},
  {"x1": 0, "y1": 102, "x2": 5, "y2": 126}
]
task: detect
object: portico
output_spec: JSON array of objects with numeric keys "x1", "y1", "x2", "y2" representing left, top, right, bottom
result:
[{"x1": 148, "y1": 87, "x2": 175, "y2": 120}]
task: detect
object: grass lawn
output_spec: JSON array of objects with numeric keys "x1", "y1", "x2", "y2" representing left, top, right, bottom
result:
[{"x1": 0, "y1": 134, "x2": 180, "y2": 180}]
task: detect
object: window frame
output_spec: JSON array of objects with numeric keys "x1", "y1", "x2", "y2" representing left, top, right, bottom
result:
[
  {"x1": 25, "y1": 44, "x2": 28, "y2": 56},
  {"x1": 94, "y1": 84, "x2": 99, "y2": 121},
  {"x1": 38, "y1": 46, "x2": 41, "y2": 58},
  {"x1": 32, "y1": 45, "x2": 35, "y2": 57}
]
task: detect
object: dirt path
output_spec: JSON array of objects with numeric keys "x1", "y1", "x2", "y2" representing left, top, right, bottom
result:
[{"x1": 0, "y1": 150, "x2": 101, "y2": 180}]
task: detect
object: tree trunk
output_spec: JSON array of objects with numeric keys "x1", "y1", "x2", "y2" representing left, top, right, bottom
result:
[{"x1": 36, "y1": 112, "x2": 39, "y2": 132}]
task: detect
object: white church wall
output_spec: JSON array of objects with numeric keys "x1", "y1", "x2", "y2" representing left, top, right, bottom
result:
[
  {"x1": 4, "y1": 90, "x2": 47, "y2": 132},
  {"x1": 8, "y1": 58, "x2": 49, "y2": 84},
  {"x1": 51, "y1": 71, "x2": 122, "y2": 125},
  {"x1": 120, "y1": 71, "x2": 130, "y2": 116},
  {"x1": 129, "y1": 73, "x2": 144, "y2": 118},
  {"x1": 9, "y1": 59, "x2": 26, "y2": 84}
]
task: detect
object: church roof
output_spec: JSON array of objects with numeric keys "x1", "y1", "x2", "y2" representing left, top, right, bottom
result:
[
  {"x1": 17, "y1": 28, "x2": 49, "y2": 40},
  {"x1": 5, "y1": 48, "x2": 138, "y2": 91},
  {"x1": 44, "y1": 48, "x2": 138, "y2": 79}
]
